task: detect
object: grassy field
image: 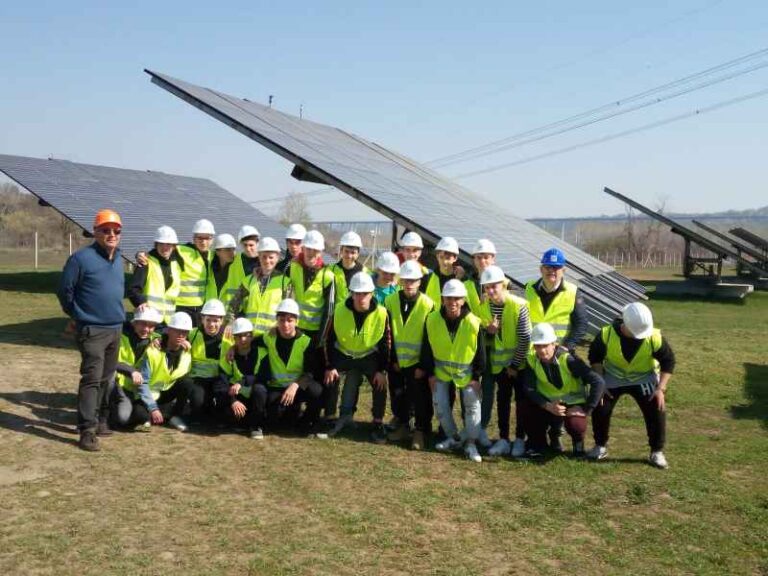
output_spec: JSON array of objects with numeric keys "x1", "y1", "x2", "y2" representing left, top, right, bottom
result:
[{"x1": 0, "y1": 266, "x2": 766, "y2": 575}]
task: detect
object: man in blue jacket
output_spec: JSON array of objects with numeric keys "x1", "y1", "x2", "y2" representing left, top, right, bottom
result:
[{"x1": 58, "y1": 209, "x2": 126, "y2": 451}]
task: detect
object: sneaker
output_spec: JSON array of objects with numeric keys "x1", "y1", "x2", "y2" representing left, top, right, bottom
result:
[
  {"x1": 586, "y1": 445, "x2": 608, "y2": 461},
  {"x1": 96, "y1": 420, "x2": 114, "y2": 437},
  {"x1": 370, "y1": 423, "x2": 388, "y2": 445},
  {"x1": 411, "y1": 430, "x2": 425, "y2": 451},
  {"x1": 435, "y1": 436, "x2": 462, "y2": 452},
  {"x1": 548, "y1": 429, "x2": 564, "y2": 453},
  {"x1": 465, "y1": 442, "x2": 482, "y2": 463},
  {"x1": 387, "y1": 425, "x2": 411, "y2": 442},
  {"x1": 133, "y1": 421, "x2": 151, "y2": 433},
  {"x1": 511, "y1": 438, "x2": 526, "y2": 458},
  {"x1": 488, "y1": 438, "x2": 511, "y2": 457},
  {"x1": 249, "y1": 427, "x2": 264, "y2": 440},
  {"x1": 78, "y1": 430, "x2": 100, "y2": 452},
  {"x1": 649, "y1": 451, "x2": 669, "y2": 469},
  {"x1": 477, "y1": 428, "x2": 493, "y2": 449},
  {"x1": 329, "y1": 414, "x2": 353, "y2": 437},
  {"x1": 572, "y1": 441, "x2": 585, "y2": 457},
  {"x1": 522, "y1": 447, "x2": 543, "y2": 459},
  {"x1": 168, "y1": 416, "x2": 188, "y2": 432}
]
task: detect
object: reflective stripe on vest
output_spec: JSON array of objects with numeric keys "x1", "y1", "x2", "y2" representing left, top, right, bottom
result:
[
  {"x1": 527, "y1": 350, "x2": 586, "y2": 405},
  {"x1": 385, "y1": 291, "x2": 434, "y2": 368},
  {"x1": 333, "y1": 302, "x2": 387, "y2": 360},
  {"x1": 603, "y1": 325, "x2": 662, "y2": 382},
  {"x1": 144, "y1": 255, "x2": 181, "y2": 323},
  {"x1": 116, "y1": 333, "x2": 137, "y2": 391},
  {"x1": 525, "y1": 280, "x2": 577, "y2": 338},
  {"x1": 188, "y1": 328, "x2": 222, "y2": 378},
  {"x1": 146, "y1": 346, "x2": 192, "y2": 400},
  {"x1": 176, "y1": 245, "x2": 209, "y2": 306},
  {"x1": 479, "y1": 294, "x2": 531, "y2": 375},
  {"x1": 290, "y1": 262, "x2": 333, "y2": 331},
  {"x1": 425, "y1": 311, "x2": 481, "y2": 388},
  {"x1": 218, "y1": 339, "x2": 265, "y2": 399},
  {"x1": 243, "y1": 272, "x2": 287, "y2": 335},
  {"x1": 264, "y1": 330, "x2": 311, "y2": 389}
]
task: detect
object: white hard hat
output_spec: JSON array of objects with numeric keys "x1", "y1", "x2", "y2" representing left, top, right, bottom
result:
[
  {"x1": 238, "y1": 225, "x2": 260, "y2": 242},
  {"x1": 167, "y1": 311, "x2": 193, "y2": 331},
  {"x1": 303, "y1": 230, "x2": 325, "y2": 251},
  {"x1": 258, "y1": 236, "x2": 281, "y2": 253},
  {"x1": 399, "y1": 231, "x2": 424, "y2": 248},
  {"x1": 154, "y1": 225, "x2": 179, "y2": 245},
  {"x1": 376, "y1": 251, "x2": 400, "y2": 274},
  {"x1": 231, "y1": 317, "x2": 254, "y2": 335},
  {"x1": 192, "y1": 219, "x2": 215, "y2": 236},
  {"x1": 472, "y1": 238, "x2": 497, "y2": 255},
  {"x1": 276, "y1": 298, "x2": 300, "y2": 317},
  {"x1": 436, "y1": 236, "x2": 459, "y2": 255},
  {"x1": 200, "y1": 299, "x2": 226, "y2": 317},
  {"x1": 480, "y1": 265, "x2": 506, "y2": 285},
  {"x1": 285, "y1": 223, "x2": 307, "y2": 241},
  {"x1": 213, "y1": 233, "x2": 237, "y2": 250},
  {"x1": 349, "y1": 272, "x2": 375, "y2": 293},
  {"x1": 442, "y1": 279, "x2": 467, "y2": 298},
  {"x1": 339, "y1": 231, "x2": 363, "y2": 248},
  {"x1": 399, "y1": 260, "x2": 424, "y2": 280},
  {"x1": 622, "y1": 302, "x2": 654, "y2": 339},
  {"x1": 132, "y1": 306, "x2": 163, "y2": 324},
  {"x1": 531, "y1": 323, "x2": 558, "y2": 345}
]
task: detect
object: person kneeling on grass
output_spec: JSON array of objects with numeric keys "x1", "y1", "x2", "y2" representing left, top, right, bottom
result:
[
  {"x1": 586, "y1": 302, "x2": 675, "y2": 469},
  {"x1": 130, "y1": 312, "x2": 194, "y2": 431},
  {"x1": 325, "y1": 272, "x2": 391, "y2": 443},
  {"x1": 521, "y1": 323, "x2": 604, "y2": 457}
]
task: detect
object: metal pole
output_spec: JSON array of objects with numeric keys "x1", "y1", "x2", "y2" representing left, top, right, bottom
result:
[
  {"x1": 34, "y1": 231, "x2": 39, "y2": 270},
  {"x1": 69, "y1": 233, "x2": 72, "y2": 255}
]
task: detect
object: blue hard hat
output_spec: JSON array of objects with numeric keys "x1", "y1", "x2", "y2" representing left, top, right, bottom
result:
[{"x1": 541, "y1": 248, "x2": 566, "y2": 267}]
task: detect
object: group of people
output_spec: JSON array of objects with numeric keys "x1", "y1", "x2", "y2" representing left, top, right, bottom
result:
[{"x1": 58, "y1": 209, "x2": 675, "y2": 468}]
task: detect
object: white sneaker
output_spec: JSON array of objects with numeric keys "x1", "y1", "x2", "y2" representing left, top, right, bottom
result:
[
  {"x1": 168, "y1": 416, "x2": 188, "y2": 432},
  {"x1": 649, "y1": 451, "x2": 668, "y2": 469},
  {"x1": 435, "y1": 437, "x2": 462, "y2": 452},
  {"x1": 465, "y1": 443, "x2": 482, "y2": 463},
  {"x1": 488, "y1": 438, "x2": 511, "y2": 457},
  {"x1": 477, "y1": 428, "x2": 493, "y2": 449},
  {"x1": 586, "y1": 445, "x2": 608, "y2": 460},
  {"x1": 511, "y1": 438, "x2": 526, "y2": 458}
]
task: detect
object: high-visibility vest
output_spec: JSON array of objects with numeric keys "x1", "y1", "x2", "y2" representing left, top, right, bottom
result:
[
  {"x1": 479, "y1": 294, "x2": 531, "y2": 375},
  {"x1": 145, "y1": 346, "x2": 192, "y2": 400},
  {"x1": 602, "y1": 325, "x2": 662, "y2": 382},
  {"x1": 425, "y1": 310, "x2": 481, "y2": 388},
  {"x1": 176, "y1": 245, "x2": 210, "y2": 307},
  {"x1": 525, "y1": 280, "x2": 577, "y2": 339},
  {"x1": 264, "y1": 329, "x2": 311, "y2": 389},
  {"x1": 205, "y1": 261, "x2": 231, "y2": 306},
  {"x1": 333, "y1": 302, "x2": 387, "y2": 359},
  {"x1": 384, "y1": 291, "x2": 434, "y2": 368},
  {"x1": 144, "y1": 255, "x2": 181, "y2": 323},
  {"x1": 527, "y1": 350, "x2": 586, "y2": 406},
  {"x1": 116, "y1": 333, "x2": 141, "y2": 392},
  {"x1": 188, "y1": 328, "x2": 229, "y2": 379},
  {"x1": 331, "y1": 263, "x2": 369, "y2": 303},
  {"x1": 219, "y1": 339, "x2": 266, "y2": 399},
  {"x1": 242, "y1": 272, "x2": 288, "y2": 336},
  {"x1": 464, "y1": 279, "x2": 483, "y2": 318},
  {"x1": 424, "y1": 272, "x2": 447, "y2": 306},
  {"x1": 289, "y1": 261, "x2": 334, "y2": 332}
]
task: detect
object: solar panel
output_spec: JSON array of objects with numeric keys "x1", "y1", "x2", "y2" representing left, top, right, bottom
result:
[
  {"x1": 730, "y1": 227, "x2": 768, "y2": 252},
  {"x1": 692, "y1": 220, "x2": 768, "y2": 269},
  {"x1": 145, "y1": 70, "x2": 646, "y2": 332},
  {"x1": 0, "y1": 154, "x2": 285, "y2": 263}
]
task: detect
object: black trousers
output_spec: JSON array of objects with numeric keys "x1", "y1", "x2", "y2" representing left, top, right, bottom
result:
[
  {"x1": 131, "y1": 381, "x2": 194, "y2": 424},
  {"x1": 75, "y1": 325, "x2": 121, "y2": 431},
  {"x1": 251, "y1": 381, "x2": 324, "y2": 430},
  {"x1": 178, "y1": 376, "x2": 218, "y2": 421},
  {"x1": 389, "y1": 366, "x2": 433, "y2": 433},
  {"x1": 496, "y1": 371, "x2": 525, "y2": 440},
  {"x1": 591, "y1": 385, "x2": 666, "y2": 451}
]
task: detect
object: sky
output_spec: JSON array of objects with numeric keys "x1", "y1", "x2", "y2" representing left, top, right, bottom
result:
[{"x1": 2, "y1": 0, "x2": 767, "y2": 222}]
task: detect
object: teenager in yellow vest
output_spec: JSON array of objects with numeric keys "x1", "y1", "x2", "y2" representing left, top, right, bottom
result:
[
  {"x1": 325, "y1": 272, "x2": 390, "y2": 443},
  {"x1": 396, "y1": 231, "x2": 432, "y2": 278},
  {"x1": 424, "y1": 236, "x2": 463, "y2": 305},
  {"x1": 331, "y1": 230, "x2": 368, "y2": 303},
  {"x1": 206, "y1": 233, "x2": 237, "y2": 305},
  {"x1": 422, "y1": 279, "x2": 486, "y2": 463},
  {"x1": 224, "y1": 225, "x2": 261, "y2": 303},
  {"x1": 522, "y1": 323, "x2": 604, "y2": 457},
  {"x1": 587, "y1": 303, "x2": 675, "y2": 469},
  {"x1": 277, "y1": 223, "x2": 305, "y2": 275}
]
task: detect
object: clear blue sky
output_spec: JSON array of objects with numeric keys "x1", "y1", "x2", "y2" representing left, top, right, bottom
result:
[{"x1": 2, "y1": 1, "x2": 767, "y2": 221}]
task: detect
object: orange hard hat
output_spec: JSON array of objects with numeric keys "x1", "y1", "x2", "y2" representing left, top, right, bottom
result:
[{"x1": 93, "y1": 209, "x2": 122, "y2": 229}]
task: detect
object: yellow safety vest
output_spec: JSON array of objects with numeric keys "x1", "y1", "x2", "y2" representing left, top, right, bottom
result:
[
  {"x1": 479, "y1": 294, "x2": 531, "y2": 375},
  {"x1": 219, "y1": 339, "x2": 266, "y2": 398},
  {"x1": 331, "y1": 263, "x2": 369, "y2": 303},
  {"x1": 144, "y1": 255, "x2": 181, "y2": 323},
  {"x1": 176, "y1": 245, "x2": 210, "y2": 307},
  {"x1": 188, "y1": 328, "x2": 230, "y2": 379},
  {"x1": 425, "y1": 310, "x2": 481, "y2": 388},
  {"x1": 525, "y1": 280, "x2": 577, "y2": 339},
  {"x1": 205, "y1": 261, "x2": 231, "y2": 306},
  {"x1": 289, "y1": 261, "x2": 334, "y2": 331},
  {"x1": 527, "y1": 350, "x2": 586, "y2": 405},
  {"x1": 602, "y1": 325, "x2": 662, "y2": 382},
  {"x1": 116, "y1": 333, "x2": 139, "y2": 392},
  {"x1": 264, "y1": 329, "x2": 311, "y2": 389},
  {"x1": 385, "y1": 291, "x2": 434, "y2": 368},
  {"x1": 333, "y1": 302, "x2": 387, "y2": 359},
  {"x1": 424, "y1": 272, "x2": 446, "y2": 306},
  {"x1": 242, "y1": 272, "x2": 289, "y2": 336},
  {"x1": 145, "y1": 346, "x2": 192, "y2": 400}
]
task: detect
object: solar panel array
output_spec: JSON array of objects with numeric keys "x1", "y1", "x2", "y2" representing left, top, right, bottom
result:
[
  {"x1": 146, "y1": 70, "x2": 646, "y2": 331},
  {"x1": 730, "y1": 227, "x2": 768, "y2": 253},
  {"x1": 0, "y1": 154, "x2": 285, "y2": 263},
  {"x1": 692, "y1": 220, "x2": 768, "y2": 268}
]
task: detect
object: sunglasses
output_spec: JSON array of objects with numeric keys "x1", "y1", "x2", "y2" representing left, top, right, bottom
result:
[{"x1": 96, "y1": 227, "x2": 122, "y2": 236}]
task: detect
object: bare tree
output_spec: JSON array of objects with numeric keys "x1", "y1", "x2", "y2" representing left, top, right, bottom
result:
[{"x1": 277, "y1": 191, "x2": 312, "y2": 226}]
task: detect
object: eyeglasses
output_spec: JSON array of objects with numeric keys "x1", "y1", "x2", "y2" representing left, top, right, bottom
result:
[{"x1": 96, "y1": 227, "x2": 122, "y2": 236}]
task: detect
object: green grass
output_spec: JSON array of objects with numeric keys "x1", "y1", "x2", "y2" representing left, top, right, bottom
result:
[{"x1": 0, "y1": 266, "x2": 766, "y2": 575}]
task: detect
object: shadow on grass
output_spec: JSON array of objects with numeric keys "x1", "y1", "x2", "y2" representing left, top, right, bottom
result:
[
  {"x1": 730, "y1": 363, "x2": 768, "y2": 429},
  {"x1": 0, "y1": 390, "x2": 78, "y2": 446},
  {"x1": 0, "y1": 270, "x2": 62, "y2": 294},
  {"x1": 0, "y1": 317, "x2": 75, "y2": 349}
]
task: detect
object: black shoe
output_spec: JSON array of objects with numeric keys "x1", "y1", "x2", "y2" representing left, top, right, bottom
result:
[
  {"x1": 370, "y1": 423, "x2": 388, "y2": 445},
  {"x1": 96, "y1": 420, "x2": 114, "y2": 437},
  {"x1": 522, "y1": 448, "x2": 543, "y2": 459},
  {"x1": 548, "y1": 430, "x2": 564, "y2": 453},
  {"x1": 78, "y1": 430, "x2": 101, "y2": 452}
]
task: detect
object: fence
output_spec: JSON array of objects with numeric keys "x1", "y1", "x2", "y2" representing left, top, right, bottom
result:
[
  {"x1": 0, "y1": 233, "x2": 92, "y2": 270},
  {"x1": 592, "y1": 250, "x2": 685, "y2": 269}
]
